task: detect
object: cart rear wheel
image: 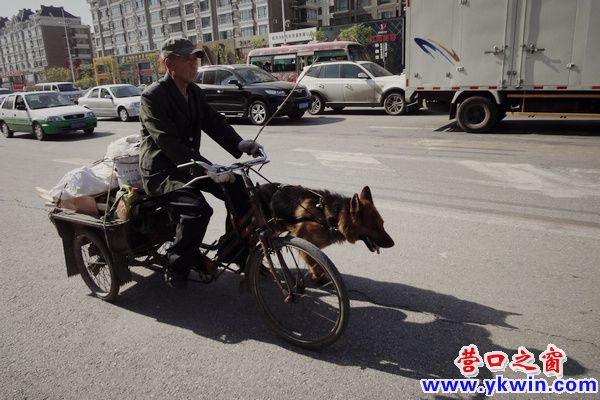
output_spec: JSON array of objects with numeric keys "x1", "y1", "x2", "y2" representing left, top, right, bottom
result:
[{"x1": 73, "y1": 230, "x2": 119, "y2": 301}]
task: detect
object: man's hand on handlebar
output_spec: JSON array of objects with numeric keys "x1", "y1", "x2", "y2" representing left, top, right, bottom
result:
[
  {"x1": 205, "y1": 164, "x2": 236, "y2": 184},
  {"x1": 238, "y1": 139, "x2": 264, "y2": 158}
]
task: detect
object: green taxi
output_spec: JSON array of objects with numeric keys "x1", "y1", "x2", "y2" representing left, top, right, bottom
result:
[{"x1": 0, "y1": 91, "x2": 97, "y2": 141}]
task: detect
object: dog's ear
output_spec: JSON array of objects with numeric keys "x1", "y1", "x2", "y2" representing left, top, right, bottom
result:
[
  {"x1": 360, "y1": 186, "x2": 373, "y2": 203},
  {"x1": 350, "y1": 193, "x2": 360, "y2": 214}
]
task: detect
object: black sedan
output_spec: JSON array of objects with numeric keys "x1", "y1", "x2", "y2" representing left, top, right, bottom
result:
[{"x1": 196, "y1": 64, "x2": 311, "y2": 125}]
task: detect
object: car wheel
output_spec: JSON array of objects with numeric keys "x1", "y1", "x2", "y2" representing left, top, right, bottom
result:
[
  {"x1": 118, "y1": 107, "x2": 130, "y2": 122},
  {"x1": 383, "y1": 92, "x2": 407, "y2": 116},
  {"x1": 83, "y1": 128, "x2": 94, "y2": 135},
  {"x1": 248, "y1": 100, "x2": 269, "y2": 125},
  {"x1": 33, "y1": 122, "x2": 47, "y2": 141},
  {"x1": 309, "y1": 94, "x2": 325, "y2": 115},
  {"x1": 288, "y1": 111, "x2": 305, "y2": 120},
  {"x1": 1, "y1": 121, "x2": 13, "y2": 138},
  {"x1": 331, "y1": 106, "x2": 345, "y2": 112},
  {"x1": 456, "y1": 96, "x2": 498, "y2": 133}
]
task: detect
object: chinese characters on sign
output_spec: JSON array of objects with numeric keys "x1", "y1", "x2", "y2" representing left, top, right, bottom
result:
[{"x1": 455, "y1": 344, "x2": 568, "y2": 378}]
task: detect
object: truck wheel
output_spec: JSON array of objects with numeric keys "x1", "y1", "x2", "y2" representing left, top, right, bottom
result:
[
  {"x1": 383, "y1": 92, "x2": 407, "y2": 115},
  {"x1": 309, "y1": 94, "x2": 325, "y2": 115},
  {"x1": 456, "y1": 96, "x2": 498, "y2": 133},
  {"x1": 1, "y1": 121, "x2": 13, "y2": 138}
]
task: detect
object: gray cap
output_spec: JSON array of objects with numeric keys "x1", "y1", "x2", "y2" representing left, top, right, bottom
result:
[{"x1": 160, "y1": 37, "x2": 204, "y2": 59}]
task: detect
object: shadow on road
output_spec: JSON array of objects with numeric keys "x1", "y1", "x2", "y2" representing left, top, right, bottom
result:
[
  {"x1": 5, "y1": 130, "x2": 115, "y2": 142},
  {"x1": 113, "y1": 271, "x2": 587, "y2": 381},
  {"x1": 228, "y1": 115, "x2": 346, "y2": 126},
  {"x1": 435, "y1": 119, "x2": 600, "y2": 137}
]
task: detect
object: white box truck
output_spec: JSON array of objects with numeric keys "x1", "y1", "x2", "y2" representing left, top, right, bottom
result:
[{"x1": 404, "y1": 0, "x2": 600, "y2": 132}]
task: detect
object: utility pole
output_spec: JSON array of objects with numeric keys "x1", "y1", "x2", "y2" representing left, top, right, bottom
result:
[
  {"x1": 62, "y1": 7, "x2": 76, "y2": 84},
  {"x1": 281, "y1": 0, "x2": 287, "y2": 44}
]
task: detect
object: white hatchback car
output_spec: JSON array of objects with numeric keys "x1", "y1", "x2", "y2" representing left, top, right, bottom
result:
[
  {"x1": 77, "y1": 84, "x2": 142, "y2": 121},
  {"x1": 298, "y1": 61, "x2": 408, "y2": 115}
]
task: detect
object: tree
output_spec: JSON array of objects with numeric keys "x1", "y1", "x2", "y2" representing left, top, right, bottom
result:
[
  {"x1": 44, "y1": 67, "x2": 68, "y2": 82},
  {"x1": 337, "y1": 23, "x2": 374, "y2": 46},
  {"x1": 310, "y1": 31, "x2": 328, "y2": 42},
  {"x1": 249, "y1": 37, "x2": 267, "y2": 49}
]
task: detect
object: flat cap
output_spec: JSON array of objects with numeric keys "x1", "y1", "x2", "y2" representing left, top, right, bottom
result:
[{"x1": 160, "y1": 37, "x2": 204, "y2": 59}]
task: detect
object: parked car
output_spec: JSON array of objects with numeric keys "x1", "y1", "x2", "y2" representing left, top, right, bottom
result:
[
  {"x1": 33, "y1": 82, "x2": 82, "y2": 103},
  {"x1": 77, "y1": 84, "x2": 142, "y2": 122},
  {"x1": 298, "y1": 61, "x2": 408, "y2": 116},
  {"x1": 0, "y1": 87, "x2": 13, "y2": 103},
  {"x1": 0, "y1": 91, "x2": 97, "y2": 141},
  {"x1": 196, "y1": 64, "x2": 311, "y2": 125}
]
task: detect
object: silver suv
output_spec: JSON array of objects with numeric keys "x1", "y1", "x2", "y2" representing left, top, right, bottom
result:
[{"x1": 298, "y1": 61, "x2": 408, "y2": 115}]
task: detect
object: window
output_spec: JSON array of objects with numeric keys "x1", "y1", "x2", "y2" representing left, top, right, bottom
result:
[
  {"x1": 149, "y1": 0, "x2": 160, "y2": 6},
  {"x1": 185, "y1": 3, "x2": 195, "y2": 14},
  {"x1": 188, "y1": 35, "x2": 197, "y2": 44},
  {"x1": 168, "y1": 7, "x2": 180, "y2": 18},
  {"x1": 337, "y1": 0, "x2": 349, "y2": 11},
  {"x1": 170, "y1": 23, "x2": 182, "y2": 33},
  {"x1": 111, "y1": 5, "x2": 121, "y2": 16},
  {"x1": 202, "y1": 70, "x2": 216, "y2": 84},
  {"x1": 137, "y1": 14, "x2": 145, "y2": 23},
  {"x1": 272, "y1": 56, "x2": 296, "y2": 73},
  {"x1": 241, "y1": 27, "x2": 254, "y2": 37},
  {"x1": 128, "y1": 31, "x2": 136, "y2": 41},
  {"x1": 151, "y1": 26, "x2": 163, "y2": 35},
  {"x1": 89, "y1": 88, "x2": 99, "y2": 98},
  {"x1": 342, "y1": 64, "x2": 364, "y2": 78},
  {"x1": 187, "y1": 20, "x2": 196, "y2": 30},
  {"x1": 218, "y1": 13, "x2": 232, "y2": 24},
  {"x1": 199, "y1": 0, "x2": 209, "y2": 11},
  {"x1": 126, "y1": 17, "x2": 135, "y2": 28},
  {"x1": 150, "y1": 11, "x2": 162, "y2": 22},
  {"x1": 240, "y1": 9, "x2": 252, "y2": 20},
  {"x1": 100, "y1": 88, "x2": 111, "y2": 98},
  {"x1": 307, "y1": 9, "x2": 318, "y2": 20},
  {"x1": 258, "y1": 24, "x2": 268, "y2": 35},
  {"x1": 217, "y1": 0, "x2": 229, "y2": 7},
  {"x1": 2, "y1": 95, "x2": 14, "y2": 109},
  {"x1": 257, "y1": 6, "x2": 267, "y2": 18},
  {"x1": 219, "y1": 30, "x2": 233, "y2": 39},
  {"x1": 305, "y1": 65, "x2": 321, "y2": 77},
  {"x1": 201, "y1": 17, "x2": 211, "y2": 27},
  {"x1": 135, "y1": 0, "x2": 143, "y2": 9},
  {"x1": 124, "y1": 1, "x2": 132, "y2": 13},
  {"x1": 195, "y1": 72, "x2": 203, "y2": 83},
  {"x1": 320, "y1": 64, "x2": 340, "y2": 78},
  {"x1": 202, "y1": 33, "x2": 212, "y2": 42},
  {"x1": 378, "y1": 11, "x2": 394, "y2": 18},
  {"x1": 216, "y1": 70, "x2": 235, "y2": 85}
]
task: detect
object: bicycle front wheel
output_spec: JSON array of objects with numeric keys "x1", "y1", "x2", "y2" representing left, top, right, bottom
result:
[{"x1": 247, "y1": 236, "x2": 349, "y2": 349}]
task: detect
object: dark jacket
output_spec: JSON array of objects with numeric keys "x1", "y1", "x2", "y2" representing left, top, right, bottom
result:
[{"x1": 139, "y1": 73, "x2": 243, "y2": 196}]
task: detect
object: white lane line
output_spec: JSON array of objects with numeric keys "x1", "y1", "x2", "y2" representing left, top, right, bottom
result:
[
  {"x1": 286, "y1": 161, "x2": 308, "y2": 166},
  {"x1": 458, "y1": 161, "x2": 600, "y2": 198},
  {"x1": 368, "y1": 126, "x2": 435, "y2": 130},
  {"x1": 293, "y1": 148, "x2": 392, "y2": 171},
  {"x1": 376, "y1": 199, "x2": 600, "y2": 240},
  {"x1": 53, "y1": 158, "x2": 97, "y2": 166}
]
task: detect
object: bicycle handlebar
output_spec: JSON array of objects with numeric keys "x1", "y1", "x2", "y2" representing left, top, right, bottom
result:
[{"x1": 178, "y1": 148, "x2": 268, "y2": 186}]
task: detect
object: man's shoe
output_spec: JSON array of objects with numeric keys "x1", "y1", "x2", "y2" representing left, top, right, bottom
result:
[{"x1": 164, "y1": 268, "x2": 189, "y2": 289}]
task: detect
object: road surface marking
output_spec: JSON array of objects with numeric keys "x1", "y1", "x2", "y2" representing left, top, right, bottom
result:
[
  {"x1": 293, "y1": 148, "x2": 392, "y2": 171},
  {"x1": 458, "y1": 161, "x2": 600, "y2": 198}
]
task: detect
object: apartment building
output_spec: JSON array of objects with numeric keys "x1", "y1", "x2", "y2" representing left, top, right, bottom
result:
[
  {"x1": 0, "y1": 6, "x2": 93, "y2": 88},
  {"x1": 88, "y1": 0, "x2": 283, "y2": 57},
  {"x1": 330, "y1": 0, "x2": 403, "y2": 25}
]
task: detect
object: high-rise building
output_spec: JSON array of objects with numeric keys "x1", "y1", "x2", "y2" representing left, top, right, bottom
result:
[
  {"x1": 0, "y1": 6, "x2": 93, "y2": 88},
  {"x1": 88, "y1": 0, "x2": 284, "y2": 58},
  {"x1": 330, "y1": 0, "x2": 403, "y2": 25}
]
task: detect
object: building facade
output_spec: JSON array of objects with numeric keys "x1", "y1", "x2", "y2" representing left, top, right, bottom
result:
[
  {"x1": 330, "y1": 0, "x2": 403, "y2": 25},
  {"x1": 0, "y1": 7, "x2": 93, "y2": 89}
]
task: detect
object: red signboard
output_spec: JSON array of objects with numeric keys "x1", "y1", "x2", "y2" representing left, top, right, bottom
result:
[
  {"x1": 369, "y1": 33, "x2": 398, "y2": 43},
  {"x1": 13, "y1": 82, "x2": 25, "y2": 90}
]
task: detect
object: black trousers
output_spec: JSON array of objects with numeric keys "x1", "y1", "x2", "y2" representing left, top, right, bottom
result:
[{"x1": 164, "y1": 174, "x2": 249, "y2": 273}]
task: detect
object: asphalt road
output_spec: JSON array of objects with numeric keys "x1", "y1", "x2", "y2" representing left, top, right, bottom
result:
[{"x1": 1, "y1": 110, "x2": 599, "y2": 399}]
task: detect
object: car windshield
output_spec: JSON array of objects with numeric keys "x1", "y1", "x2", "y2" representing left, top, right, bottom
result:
[
  {"x1": 57, "y1": 83, "x2": 78, "y2": 92},
  {"x1": 360, "y1": 62, "x2": 393, "y2": 77},
  {"x1": 111, "y1": 85, "x2": 142, "y2": 98},
  {"x1": 25, "y1": 93, "x2": 74, "y2": 109},
  {"x1": 0, "y1": 88, "x2": 13, "y2": 94},
  {"x1": 235, "y1": 67, "x2": 278, "y2": 84}
]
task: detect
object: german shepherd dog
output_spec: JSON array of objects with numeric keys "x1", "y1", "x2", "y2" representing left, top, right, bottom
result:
[{"x1": 258, "y1": 183, "x2": 395, "y2": 282}]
